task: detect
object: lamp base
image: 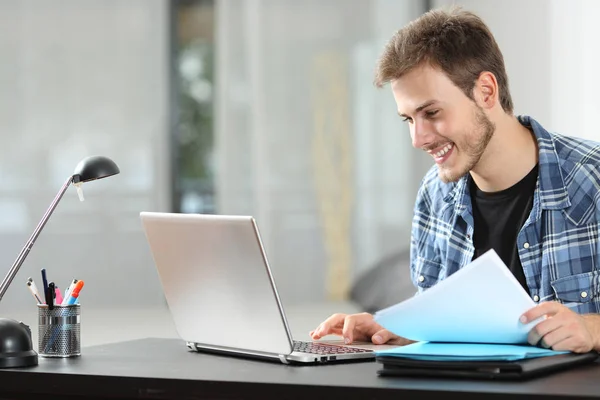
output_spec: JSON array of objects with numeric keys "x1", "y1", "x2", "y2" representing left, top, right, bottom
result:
[{"x1": 0, "y1": 318, "x2": 38, "y2": 368}]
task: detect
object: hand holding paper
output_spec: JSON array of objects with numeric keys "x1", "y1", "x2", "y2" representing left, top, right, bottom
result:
[
  {"x1": 521, "y1": 301, "x2": 599, "y2": 353},
  {"x1": 374, "y1": 250, "x2": 542, "y2": 344}
]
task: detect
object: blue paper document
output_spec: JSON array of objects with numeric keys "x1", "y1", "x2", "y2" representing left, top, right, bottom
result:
[
  {"x1": 374, "y1": 250, "x2": 543, "y2": 344},
  {"x1": 375, "y1": 342, "x2": 568, "y2": 361}
]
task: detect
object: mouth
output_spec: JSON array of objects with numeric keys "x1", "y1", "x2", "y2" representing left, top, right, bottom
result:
[{"x1": 429, "y1": 143, "x2": 454, "y2": 164}]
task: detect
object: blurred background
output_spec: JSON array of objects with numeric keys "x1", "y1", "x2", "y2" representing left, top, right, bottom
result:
[{"x1": 0, "y1": 0, "x2": 598, "y2": 343}]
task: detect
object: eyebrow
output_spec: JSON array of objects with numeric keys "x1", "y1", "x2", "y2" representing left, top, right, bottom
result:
[{"x1": 398, "y1": 100, "x2": 438, "y2": 118}]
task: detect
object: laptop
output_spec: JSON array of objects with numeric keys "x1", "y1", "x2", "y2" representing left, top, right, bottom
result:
[{"x1": 139, "y1": 211, "x2": 375, "y2": 364}]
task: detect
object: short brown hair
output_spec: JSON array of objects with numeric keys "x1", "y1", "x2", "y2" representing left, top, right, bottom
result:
[{"x1": 374, "y1": 7, "x2": 513, "y2": 113}]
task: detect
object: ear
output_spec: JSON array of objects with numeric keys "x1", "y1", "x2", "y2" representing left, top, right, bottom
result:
[{"x1": 473, "y1": 71, "x2": 498, "y2": 110}]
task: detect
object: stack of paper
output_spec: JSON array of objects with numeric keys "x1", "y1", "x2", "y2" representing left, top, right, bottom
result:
[
  {"x1": 373, "y1": 250, "x2": 564, "y2": 360},
  {"x1": 374, "y1": 250, "x2": 541, "y2": 344}
]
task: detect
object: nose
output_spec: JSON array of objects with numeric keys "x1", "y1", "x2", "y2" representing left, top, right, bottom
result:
[{"x1": 410, "y1": 120, "x2": 434, "y2": 150}]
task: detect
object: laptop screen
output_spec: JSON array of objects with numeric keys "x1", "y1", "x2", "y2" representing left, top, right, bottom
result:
[{"x1": 140, "y1": 212, "x2": 294, "y2": 356}]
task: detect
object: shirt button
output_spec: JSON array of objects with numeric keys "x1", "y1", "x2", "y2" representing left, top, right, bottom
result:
[
  {"x1": 581, "y1": 291, "x2": 588, "y2": 298},
  {"x1": 533, "y1": 295, "x2": 540, "y2": 302},
  {"x1": 523, "y1": 242, "x2": 530, "y2": 249},
  {"x1": 418, "y1": 275, "x2": 425, "y2": 283}
]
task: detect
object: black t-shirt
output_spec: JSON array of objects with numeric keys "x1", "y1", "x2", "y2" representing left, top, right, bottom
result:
[{"x1": 470, "y1": 165, "x2": 539, "y2": 294}]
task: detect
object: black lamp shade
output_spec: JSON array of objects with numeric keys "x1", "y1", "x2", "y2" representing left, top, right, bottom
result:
[
  {"x1": 72, "y1": 156, "x2": 120, "y2": 184},
  {"x1": 0, "y1": 318, "x2": 38, "y2": 368}
]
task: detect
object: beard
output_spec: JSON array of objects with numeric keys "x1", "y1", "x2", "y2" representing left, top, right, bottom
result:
[{"x1": 438, "y1": 106, "x2": 495, "y2": 183}]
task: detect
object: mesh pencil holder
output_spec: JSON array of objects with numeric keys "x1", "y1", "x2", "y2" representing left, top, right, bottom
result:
[{"x1": 38, "y1": 304, "x2": 81, "y2": 358}]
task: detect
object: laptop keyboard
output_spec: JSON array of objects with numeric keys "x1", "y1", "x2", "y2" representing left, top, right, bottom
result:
[{"x1": 293, "y1": 340, "x2": 373, "y2": 355}]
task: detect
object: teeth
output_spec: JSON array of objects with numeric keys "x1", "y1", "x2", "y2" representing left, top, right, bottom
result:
[{"x1": 435, "y1": 144, "x2": 453, "y2": 157}]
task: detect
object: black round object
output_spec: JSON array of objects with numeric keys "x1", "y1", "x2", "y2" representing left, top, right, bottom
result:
[{"x1": 0, "y1": 318, "x2": 38, "y2": 368}]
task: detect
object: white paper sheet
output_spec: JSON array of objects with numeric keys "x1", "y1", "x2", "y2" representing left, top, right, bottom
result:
[{"x1": 373, "y1": 250, "x2": 540, "y2": 344}]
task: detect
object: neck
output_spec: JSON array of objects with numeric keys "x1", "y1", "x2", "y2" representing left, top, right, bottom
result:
[{"x1": 470, "y1": 113, "x2": 538, "y2": 192}]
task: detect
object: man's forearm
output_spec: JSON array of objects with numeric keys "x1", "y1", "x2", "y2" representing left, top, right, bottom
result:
[{"x1": 582, "y1": 314, "x2": 600, "y2": 352}]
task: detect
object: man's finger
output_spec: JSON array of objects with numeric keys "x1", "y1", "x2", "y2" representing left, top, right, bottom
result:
[
  {"x1": 526, "y1": 314, "x2": 562, "y2": 345},
  {"x1": 371, "y1": 329, "x2": 413, "y2": 346},
  {"x1": 541, "y1": 328, "x2": 571, "y2": 350},
  {"x1": 551, "y1": 337, "x2": 575, "y2": 352},
  {"x1": 310, "y1": 329, "x2": 326, "y2": 339},
  {"x1": 310, "y1": 313, "x2": 347, "y2": 339},
  {"x1": 520, "y1": 301, "x2": 562, "y2": 324},
  {"x1": 550, "y1": 336, "x2": 591, "y2": 353},
  {"x1": 342, "y1": 315, "x2": 358, "y2": 344},
  {"x1": 371, "y1": 329, "x2": 395, "y2": 344},
  {"x1": 527, "y1": 328, "x2": 542, "y2": 347}
]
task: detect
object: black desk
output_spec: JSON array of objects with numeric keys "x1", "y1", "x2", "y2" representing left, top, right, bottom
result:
[{"x1": 1, "y1": 338, "x2": 599, "y2": 400}]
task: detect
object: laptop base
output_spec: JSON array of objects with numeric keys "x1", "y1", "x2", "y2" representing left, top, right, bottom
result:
[{"x1": 187, "y1": 341, "x2": 375, "y2": 365}]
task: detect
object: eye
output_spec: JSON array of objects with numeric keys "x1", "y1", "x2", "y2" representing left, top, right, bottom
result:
[
  {"x1": 401, "y1": 116, "x2": 413, "y2": 123},
  {"x1": 425, "y1": 109, "x2": 439, "y2": 118}
]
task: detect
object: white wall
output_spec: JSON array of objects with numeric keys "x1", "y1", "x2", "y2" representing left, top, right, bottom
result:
[
  {"x1": 548, "y1": 0, "x2": 600, "y2": 141},
  {"x1": 432, "y1": 0, "x2": 600, "y2": 141},
  {"x1": 431, "y1": 0, "x2": 552, "y2": 124}
]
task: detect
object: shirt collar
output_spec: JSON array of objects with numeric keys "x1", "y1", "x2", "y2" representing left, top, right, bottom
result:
[{"x1": 445, "y1": 115, "x2": 570, "y2": 211}]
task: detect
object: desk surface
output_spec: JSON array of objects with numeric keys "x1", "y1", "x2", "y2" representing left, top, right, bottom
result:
[{"x1": 1, "y1": 338, "x2": 600, "y2": 400}]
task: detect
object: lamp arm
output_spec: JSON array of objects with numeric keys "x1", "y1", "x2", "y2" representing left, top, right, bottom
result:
[{"x1": 0, "y1": 175, "x2": 74, "y2": 301}]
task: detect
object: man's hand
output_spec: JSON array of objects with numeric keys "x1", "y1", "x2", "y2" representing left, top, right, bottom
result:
[
  {"x1": 309, "y1": 312, "x2": 412, "y2": 345},
  {"x1": 520, "y1": 301, "x2": 600, "y2": 353}
]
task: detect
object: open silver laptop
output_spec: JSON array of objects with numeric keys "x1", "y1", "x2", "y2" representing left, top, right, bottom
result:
[{"x1": 139, "y1": 212, "x2": 375, "y2": 364}]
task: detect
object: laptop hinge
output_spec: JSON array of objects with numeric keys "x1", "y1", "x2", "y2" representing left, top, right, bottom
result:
[{"x1": 278, "y1": 354, "x2": 290, "y2": 364}]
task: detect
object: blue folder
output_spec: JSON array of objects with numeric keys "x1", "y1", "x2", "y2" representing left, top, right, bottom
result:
[{"x1": 375, "y1": 342, "x2": 568, "y2": 362}]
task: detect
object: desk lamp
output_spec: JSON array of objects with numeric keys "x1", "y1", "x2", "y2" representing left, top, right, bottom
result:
[{"x1": 0, "y1": 156, "x2": 120, "y2": 368}]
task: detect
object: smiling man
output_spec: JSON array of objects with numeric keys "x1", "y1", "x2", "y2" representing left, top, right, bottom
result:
[{"x1": 310, "y1": 7, "x2": 600, "y2": 353}]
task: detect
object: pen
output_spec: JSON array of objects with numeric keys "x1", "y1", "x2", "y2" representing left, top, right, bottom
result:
[
  {"x1": 41, "y1": 268, "x2": 49, "y2": 304},
  {"x1": 61, "y1": 279, "x2": 78, "y2": 305},
  {"x1": 63, "y1": 280, "x2": 84, "y2": 305},
  {"x1": 27, "y1": 277, "x2": 43, "y2": 304},
  {"x1": 47, "y1": 282, "x2": 55, "y2": 310},
  {"x1": 26, "y1": 281, "x2": 43, "y2": 304}
]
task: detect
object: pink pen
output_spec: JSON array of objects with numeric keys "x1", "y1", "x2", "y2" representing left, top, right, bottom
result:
[{"x1": 55, "y1": 287, "x2": 63, "y2": 305}]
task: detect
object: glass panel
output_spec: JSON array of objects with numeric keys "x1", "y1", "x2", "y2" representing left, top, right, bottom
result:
[
  {"x1": 173, "y1": 0, "x2": 216, "y2": 214},
  {"x1": 213, "y1": 0, "x2": 431, "y2": 305}
]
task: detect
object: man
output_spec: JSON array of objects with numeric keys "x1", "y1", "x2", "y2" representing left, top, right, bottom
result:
[{"x1": 310, "y1": 7, "x2": 600, "y2": 353}]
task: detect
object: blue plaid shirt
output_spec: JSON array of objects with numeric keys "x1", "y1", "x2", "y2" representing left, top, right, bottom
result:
[{"x1": 411, "y1": 115, "x2": 600, "y2": 315}]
